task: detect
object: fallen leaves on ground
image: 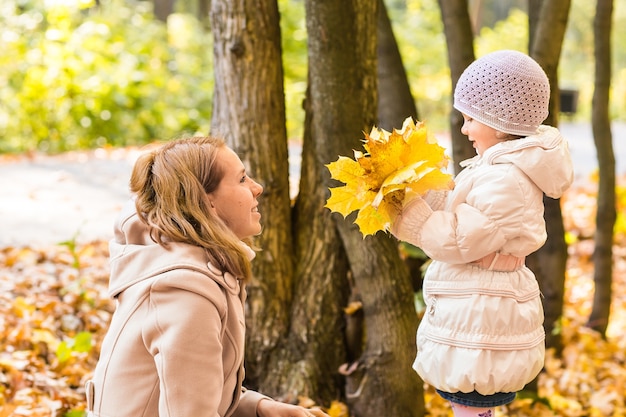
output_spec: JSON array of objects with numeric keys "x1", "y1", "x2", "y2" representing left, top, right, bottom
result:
[
  {"x1": 1, "y1": 180, "x2": 625, "y2": 416},
  {"x1": 0, "y1": 241, "x2": 112, "y2": 416}
]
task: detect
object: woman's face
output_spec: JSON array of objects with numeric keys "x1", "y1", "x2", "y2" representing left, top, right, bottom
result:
[
  {"x1": 208, "y1": 147, "x2": 263, "y2": 239},
  {"x1": 460, "y1": 114, "x2": 501, "y2": 155}
]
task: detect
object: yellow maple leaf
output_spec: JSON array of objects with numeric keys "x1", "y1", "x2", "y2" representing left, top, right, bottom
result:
[
  {"x1": 325, "y1": 400, "x2": 350, "y2": 417},
  {"x1": 325, "y1": 117, "x2": 454, "y2": 236}
]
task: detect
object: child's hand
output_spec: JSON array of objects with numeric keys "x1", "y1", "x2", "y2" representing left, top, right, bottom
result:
[
  {"x1": 381, "y1": 188, "x2": 421, "y2": 211},
  {"x1": 402, "y1": 188, "x2": 422, "y2": 208}
]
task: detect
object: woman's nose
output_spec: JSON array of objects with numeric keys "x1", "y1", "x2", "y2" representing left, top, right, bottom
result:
[{"x1": 253, "y1": 180, "x2": 264, "y2": 196}]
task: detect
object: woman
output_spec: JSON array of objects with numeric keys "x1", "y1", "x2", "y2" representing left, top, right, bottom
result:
[{"x1": 86, "y1": 136, "x2": 327, "y2": 417}]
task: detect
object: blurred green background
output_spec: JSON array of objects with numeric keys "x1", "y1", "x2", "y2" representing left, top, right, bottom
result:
[{"x1": 1, "y1": 0, "x2": 624, "y2": 153}]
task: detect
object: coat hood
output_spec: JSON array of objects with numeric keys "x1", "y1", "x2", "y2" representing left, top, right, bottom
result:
[
  {"x1": 107, "y1": 200, "x2": 254, "y2": 298},
  {"x1": 462, "y1": 125, "x2": 574, "y2": 199}
]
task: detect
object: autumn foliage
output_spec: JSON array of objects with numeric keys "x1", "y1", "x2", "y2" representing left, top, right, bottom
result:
[
  {"x1": 1, "y1": 180, "x2": 626, "y2": 416},
  {"x1": 0, "y1": 242, "x2": 112, "y2": 417},
  {"x1": 325, "y1": 117, "x2": 454, "y2": 236}
]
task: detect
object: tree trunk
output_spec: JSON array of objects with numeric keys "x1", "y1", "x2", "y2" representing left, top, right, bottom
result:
[
  {"x1": 528, "y1": 0, "x2": 540, "y2": 49},
  {"x1": 437, "y1": 0, "x2": 476, "y2": 174},
  {"x1": 588, "y1": 0, "x2": 615, "y2": 336},
  {"x1": 301, "y1": 1, "x2": 422, "y2": 415},
  {"x1": 209, "y1": 0, "x2": 296, "y2": 392},
  {"x1": 198, "y1": 0, "x2": 210, "y2": 26},
  {"x1": 376, "y1": 0, "x2": 418, "y2": 131},
  {"x1": 527, "y1": 0, "x2": 571, "y2": 357},
  {"x1": 153, "y1": 0, "x2": 175, "y2": 21},
  {"x1": 335, "y1": 224, "x2": 423, "y2": 417},
  {"x1": 377, "y1": 0, "x2": 427, "y2": 294}
]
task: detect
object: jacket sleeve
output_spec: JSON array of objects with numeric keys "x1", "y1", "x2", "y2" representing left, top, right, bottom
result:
[
  {"x1": 143, "y1": 275, "x2": 229, "y2": 417},
  {"x1": 391, "y1": 196, "x2": 433, "y2": 247},
  {"x1": 232, "y1": 388, "x2": 272, "y2": 417},
  {"x1": 394, "y1": 164, "x2": 535, "y2": 264},
  {"x1": 423, "y1": 189, "x2": 448, "y2": 210}
]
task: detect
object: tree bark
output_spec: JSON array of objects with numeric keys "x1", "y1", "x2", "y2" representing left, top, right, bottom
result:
[
  {"x1": 301, "y1": 0, "x2": 422, "y2": 415},
  {"x1": 376, "y1": 0, "x2": 418, "y2": 131},
  {"x1": 588, "y1": 0, "x2": 615, "y2": 336},
  {"x1": 209, "y1": 0, "x2": 296, "y2": 391},
  {"x1": 437, "y1": 0, "x2": 476, "y2": 174},
  {"x1": 527, "y1": 0, "x2": 571, "y2": 356}
]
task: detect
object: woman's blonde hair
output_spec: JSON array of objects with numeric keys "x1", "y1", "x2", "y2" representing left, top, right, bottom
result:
[{"x1": 130, "y1": 136, "x2": 252, "y2": 281}]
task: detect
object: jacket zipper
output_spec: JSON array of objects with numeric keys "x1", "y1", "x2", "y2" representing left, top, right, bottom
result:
[{"x1": 428, "y1": 297, "x2": 437, "y2": 315}]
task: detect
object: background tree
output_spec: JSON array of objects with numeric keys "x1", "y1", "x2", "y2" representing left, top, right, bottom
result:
[
  {"x1": 377, "y1": 0, "x2": 430, "y2": 294},
  {"x1": 588, "y1": 0, "x2": 615, "y2": 336},
  {"x1": 437, "y1": 0, "x2": 476, "y2": 174},
  {"x1": 153, "y1": 0, "x2": 175, "y2": 21},
  {"x1": 298, "y1": 0, "x2": 422, "y2": 415},
  {"x1": 208, "y1": 0, "x2": 297, "y2": 396},
  {"x1": 527, "y1": 0, "x2": 572, "y2": 355},
  {"x1": 209, "y1": 0, "x2": 423, "y2": 413},
  {"x1": 209, "y1": 0, "x2": 421, "y2": 411},
  {"x1": 198, "y1": 0, "x2": 209, "y2": 22},
  {"x1": 376, "y1": 0, "x2": 418, "y2": 130}
]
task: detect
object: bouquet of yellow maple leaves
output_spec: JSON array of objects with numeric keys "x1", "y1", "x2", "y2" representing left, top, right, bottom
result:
[{"x1": 325, "y1": 117, "x2": 454, "y2": 237}]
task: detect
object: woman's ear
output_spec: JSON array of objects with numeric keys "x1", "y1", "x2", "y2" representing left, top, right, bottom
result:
[{"x1": 205, "y1": 193, "x2": 216, "y2": 209}]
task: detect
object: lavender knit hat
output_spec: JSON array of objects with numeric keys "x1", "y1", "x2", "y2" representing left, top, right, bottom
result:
[{"x1": 453, "y1": 50, "x2": 551, "y2": 136}]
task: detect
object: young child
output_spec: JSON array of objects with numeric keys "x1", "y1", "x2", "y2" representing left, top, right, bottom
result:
[{"x1": 391, "y1": 50, "x2": 573, "y2": 416}]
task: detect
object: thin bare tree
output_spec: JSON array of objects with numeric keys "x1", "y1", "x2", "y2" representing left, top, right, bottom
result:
[
  {"x1": 588, "y1": 0, "x2": 615, "y2": 336},
  {"x1": 153, "y1": 0, "x2": 175, "y2": 21},
  {"x1": 527, "y1": 0, "x2": 572, "y2": 355},
  {"x1": 437, "y1": 0, "x2": 476, "y2": 174},
  {"x1": 376, "y1": 0, "x2": 418, "y2": 131}
]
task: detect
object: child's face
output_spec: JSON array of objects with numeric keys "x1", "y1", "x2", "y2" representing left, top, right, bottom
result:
[{"x1": 460, "y1": 114, "x2": 501, "y2": 155}]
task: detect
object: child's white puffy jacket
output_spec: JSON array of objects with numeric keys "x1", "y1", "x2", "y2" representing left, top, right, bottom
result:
[{"x1": 392, "y1": 125, "x2": 573, "y2": 395}]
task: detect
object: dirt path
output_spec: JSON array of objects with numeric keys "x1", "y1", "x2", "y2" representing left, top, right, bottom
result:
[
  {"x1": 1, "y1": 122, "x2": 624, "y2": 247},
  {"x1": 0, "y1": 148, "x2": 137, "y2": 247}
]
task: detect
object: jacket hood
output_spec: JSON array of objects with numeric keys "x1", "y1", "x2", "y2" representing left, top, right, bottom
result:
[
  {"x1": 107, "y1": 200, "x2": 254, "y2": 298},
  {"x1": 462, "y1": 125, "x2": 574, "y2": 199}
]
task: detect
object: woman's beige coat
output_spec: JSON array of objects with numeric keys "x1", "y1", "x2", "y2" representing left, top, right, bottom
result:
[{"x1": 86, "y1": 202, "x2": 267, "y2": 417}]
